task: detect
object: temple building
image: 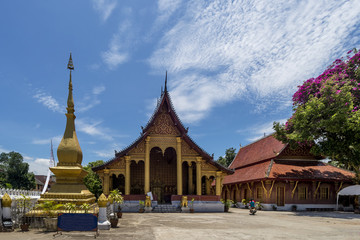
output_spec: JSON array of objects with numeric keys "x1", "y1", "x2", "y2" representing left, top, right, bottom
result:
[
  {"x1": 222, "y1": 135, "x2": 355, "y2": 211},
  {"x1": 93, "y1": 76, "x2": 233, "y2": 208}
]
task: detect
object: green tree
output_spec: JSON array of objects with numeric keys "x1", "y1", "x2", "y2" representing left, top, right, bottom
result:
[
  {"x1": 274, "y1": 49, "x2": 360, "y2": 177},
  {"x1": 83, "y1": 160, "x2": 104, "y2": 198},
  {"x1": 0, "y1": 151, "x2": 35, "y2": 189},
  {"x1": 217, "y1": 147, "x2": 236, "y2": 167}
]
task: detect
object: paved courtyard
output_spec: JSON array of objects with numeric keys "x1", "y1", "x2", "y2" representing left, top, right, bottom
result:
[{"x1": 2, "y1": 208, "x2": 360, "y2": 240}]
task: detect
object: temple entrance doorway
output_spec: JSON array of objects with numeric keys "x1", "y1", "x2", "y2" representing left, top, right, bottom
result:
[
  {"x1": 112, "y1": 174, "x2": 125, "y2": 194},
  {"x1": 150, "y1": 147, "x2": 177, "y2": 203}
]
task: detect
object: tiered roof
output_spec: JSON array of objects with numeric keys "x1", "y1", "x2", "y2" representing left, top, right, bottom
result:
[
  {"x1": 93, "y1": 79, "x2": 233, "y2": 174},
  {"x1": 223, "y1": 135, "x2": 354, "y2": 185}
]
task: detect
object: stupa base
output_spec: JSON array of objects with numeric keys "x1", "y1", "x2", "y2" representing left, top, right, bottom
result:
[{"x1": 38, "y1": 190, "x2": 96, "y2": 205}]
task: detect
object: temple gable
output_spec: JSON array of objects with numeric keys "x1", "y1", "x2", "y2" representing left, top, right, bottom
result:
[{"x1": 148, "y1": 113, "x2": 180, "y2": 136}]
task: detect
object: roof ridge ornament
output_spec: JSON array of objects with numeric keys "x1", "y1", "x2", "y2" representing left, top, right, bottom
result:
[{"x1": 164, "y1": 70, "x2": 167, "y2": 92}]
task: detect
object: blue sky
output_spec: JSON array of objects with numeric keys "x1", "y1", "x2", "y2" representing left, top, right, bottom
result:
[{"x1": 1, "y1": 1, "x2": 360, "y2": 175}]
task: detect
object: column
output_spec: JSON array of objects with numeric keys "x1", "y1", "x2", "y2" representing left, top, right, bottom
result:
[
  {"x1": 144, "y1": 136, "x2": 150, "y2": 193},
  {"x1": 206, "y1": 178, "x2": 211, "y2": 195},
  {"x1": 188, "y1": 163, "x2": 193, "y2": 194},
  {"x1": 216, "y1": 171, "x2": 222, "y2": 196},
  {"x1": 176, "y1": 137, "x2": 183, "y2": 195},
  {"x1": 125, "y1": 156, "x2": 131, "y2": 195},
  {"x1": 196, "y1": 157, "x2": 202, "y2": 195},
  {"x1": 104, "y1": 169, "x2": 110, "y2": 195}
]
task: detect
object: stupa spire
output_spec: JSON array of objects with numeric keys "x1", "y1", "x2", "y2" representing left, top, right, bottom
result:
[
  {"x1": 164, "y1": 71, "x2": 168, "y2": 92},
  {"x1": 57, "y1": 53, "x2": 83, "y2": 166},
  {"x1": 67, "y1": 53, "x2": 74, "y2": 113}
]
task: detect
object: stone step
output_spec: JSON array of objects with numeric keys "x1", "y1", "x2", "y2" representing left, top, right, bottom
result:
[{"x1": 152, "y1": 205, "x2": 180, "y2": 213}]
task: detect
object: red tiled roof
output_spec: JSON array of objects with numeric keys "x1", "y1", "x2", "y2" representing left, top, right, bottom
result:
[
  {"x1": 229, "y1": 135, "x2": 286, "y2": 169},
  {"x1": 269, "y1": 161, "x2": 354, "y2": 181},
  {"x1": 35, "y1": 175, "x2": 47, "y2": 184},
  {"x1": 223, "y1": 161, "x2": 271, "y2": 185}
]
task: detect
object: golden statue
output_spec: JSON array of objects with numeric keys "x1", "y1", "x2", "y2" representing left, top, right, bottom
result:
[
  {"x1": 181, "y1": 196, "x2": 188, "y2": 208},
  {"x1": 145, "y1": 196, "x2": 151, "y2": 207}
]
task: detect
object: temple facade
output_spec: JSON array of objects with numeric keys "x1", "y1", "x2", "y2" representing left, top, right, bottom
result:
[
  {"x1": 222, "y1": 135, "x2": 355, "y2": 211},
  {"x1": 93, "y1": 78, "x2": 233, "y2": 205}
]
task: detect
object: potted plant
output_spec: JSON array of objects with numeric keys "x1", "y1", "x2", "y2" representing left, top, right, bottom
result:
[
  {"x1": 64, "y1": 203, "x2": 77, "y2": 213},
  {"x1": 80, "y1": 203, "x2": 91, "y2": 213},
  {"x1": 241, "y1": 199, "x2": 249, "y2": 209},
  {"x1": 221, "y1": 199, "x2": 234, "y2": 212},
  {"x1": 16, "y1": 194, "x2": 32, "y2": 231},
  {"x1": 109, "y1": 189, "x2": 124, "y2": 218},
  {"x1": 36, "y1": 201, "x2": 63, "y2": 232},
  {"x1": 256, "y1": 201, "x2": 264, "y2": 210},
  {"x1": 139, "y1": 200, "x2": 145, "y2": 213},
  {"x1": 189, "y1": 198, "x2": 195, "y2": 213}
]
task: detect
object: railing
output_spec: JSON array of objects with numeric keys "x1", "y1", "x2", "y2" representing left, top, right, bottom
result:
[{"x1": 0, "y1": 188, "x2": 41, "y2": 197}]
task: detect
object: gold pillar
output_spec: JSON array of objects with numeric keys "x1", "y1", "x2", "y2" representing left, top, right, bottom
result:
[
  {"x1": 188, "y1": 163, "x2": 193, "y2": 194},
  {"x1": 144, "y1": 136, "x2": 150, "y2": 193},
  {"x1": 216, "y1": 171, "x2": 222, "y2": 196},
  {"x1": 176, "y1": 137, "x2": 183, "y2": 195},
  {"x1": 196, "y1": 157, "x2": 202, "y2": 195},
  {"x1": 125, "y1": 156, "x2": 131, "y2": 195},
  {"x1": 205, "y1": 178, "x2": 211, "y2": 195},
  {"x1": 104, "y1": 169, "x2": 110, "y2": 195}
]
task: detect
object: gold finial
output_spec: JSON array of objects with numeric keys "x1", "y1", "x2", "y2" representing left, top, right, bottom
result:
[
  {"x1": 1, "y1": 193, "x2": 12, "y2": 207},
  {"x1": 98, "y1": 193, "x2": 108, "y2": 207},
  {"x1": 67, "y1": 52, "x2": 74, "y2": 70},
  {"x1": 67, "y1": 53, "x2": 74, "y2": 112}
]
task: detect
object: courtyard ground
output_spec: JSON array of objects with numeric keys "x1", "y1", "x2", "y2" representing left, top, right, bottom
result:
[{"x1": 1, "y1": 208, "x2": 360, "y2": 240}]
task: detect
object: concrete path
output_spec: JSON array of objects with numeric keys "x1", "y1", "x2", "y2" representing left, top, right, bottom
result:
[{"x1": 2, "y1": 208, "x2": 360, "y2": 239}]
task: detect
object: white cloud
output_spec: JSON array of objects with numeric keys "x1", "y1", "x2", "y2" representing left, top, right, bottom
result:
[
  {"x1": 33, "y1": 90, "x2": 63, "y2": 113},
  {"x1": 156, "y1": 0, "x2": 182, "y2": 25},
  {"x1": 78, "y1": 85, "x2": 106, "y2": 112},
  {"x1": 27, "y1": 158, "x2": 51, "y2": 175},
  {"x1": 32, "y1": 135, "x2": 62, "y2": 146},
  {"x1": 149, "y1": 0, "x2": 360, "y2": 123},
  {"x1": 101, "y1": 20, "x2": 133, "y2": 69},
  {"x1": 238, "y1": 118, "x2": 288, "y2": 143},
  {"x1": 77, "y1": 118, "x2": 114, "y2": 141},
  {"x1": 93, "y1": 143, "x2": 124, "y2": 159},
  {"x1": 92, "y1": 0, "x2": 117, "y2": 22},
  {"x1": 93, "y1": 150, "x2": 114, "y2": 158},
  {"x1": 93, "y1": 85, "x2": 106, "y2": 95}
]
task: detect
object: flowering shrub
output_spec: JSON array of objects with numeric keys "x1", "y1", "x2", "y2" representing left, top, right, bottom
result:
[{"x1": 274, "y1": 49, "x2": 360, "y2": 172}]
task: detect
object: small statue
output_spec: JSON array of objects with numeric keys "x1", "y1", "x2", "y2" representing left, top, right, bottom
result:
[
  {"x1": 181, "y1": 196, "x2": 188, "y2": 208},
  {"x1": 145, "y1": 196, "x2": 151, "y2": 207}
]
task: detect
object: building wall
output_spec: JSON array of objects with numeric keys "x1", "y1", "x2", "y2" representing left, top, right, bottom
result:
[{"x1": 224, "y1": 180, "x2": 352, "y2": 210}]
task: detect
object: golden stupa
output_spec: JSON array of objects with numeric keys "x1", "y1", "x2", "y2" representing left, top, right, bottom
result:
[{"x1": 38, "y1": 54, "x2": 95, "y2": 205}]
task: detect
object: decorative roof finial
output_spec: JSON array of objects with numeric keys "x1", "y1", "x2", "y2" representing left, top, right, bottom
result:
[
  {"x1": 164, "y1": 71, "x2": 168, "y2": 92},
  {"x1": 67, "y1": 52, "x2": 74, "y2": 71},
  {"x1": 67, "y1": 53, "x2": 74, "y2": 112}
]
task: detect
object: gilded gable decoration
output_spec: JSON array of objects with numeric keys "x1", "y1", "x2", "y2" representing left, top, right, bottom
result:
[{"x1": 149, "y1": 113, "x2": 180, "y2": 135}]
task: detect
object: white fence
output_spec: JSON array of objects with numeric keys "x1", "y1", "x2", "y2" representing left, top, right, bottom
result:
[{"x1": 0, "y1": 188, "x2": 41, "y2": 198}]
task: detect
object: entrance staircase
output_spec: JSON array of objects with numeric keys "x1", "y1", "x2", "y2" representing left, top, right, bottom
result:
[{"x1": 152, "y1": 204, "x2": 180, "y2": 213}]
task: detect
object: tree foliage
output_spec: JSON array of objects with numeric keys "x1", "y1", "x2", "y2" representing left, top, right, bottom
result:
[
  {"x1": 274, "y1": 49, "x2": 360, "y2": 173},
  {"x1": 217, "y1": 147, "x2": 236, "y2": 167},
  {"x1": 0, "y1": 151, "x2": 36, "y2": 189},
  {"x1": 83, "y1": 160, "x2": 104, "y2": 199}
]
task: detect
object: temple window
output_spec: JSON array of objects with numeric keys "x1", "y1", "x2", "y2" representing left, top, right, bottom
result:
[
  {"x1": 320, "y1": 187, "x2": 329, "y2": 199},
  {"x1": 298, "y1": 186, "x2": 307, "y2": 200}
]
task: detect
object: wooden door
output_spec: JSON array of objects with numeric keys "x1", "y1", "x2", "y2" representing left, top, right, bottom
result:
[{"x1": 277, "y1": 187, "x2": 285, "y2": 206}]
